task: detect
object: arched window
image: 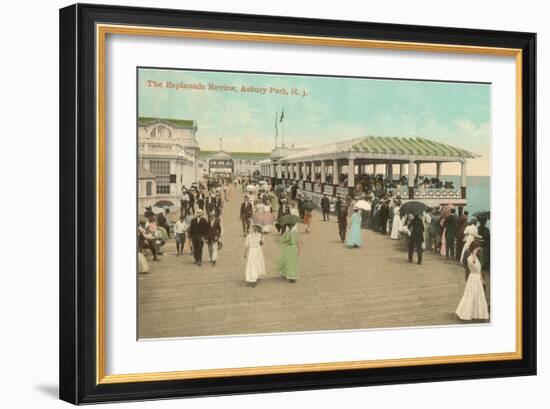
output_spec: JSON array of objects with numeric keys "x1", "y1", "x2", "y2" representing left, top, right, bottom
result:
[{"x1": 150, "y1": 125, "x2": 172, "y2": 138}]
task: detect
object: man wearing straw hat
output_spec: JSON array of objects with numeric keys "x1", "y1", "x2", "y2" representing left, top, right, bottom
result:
[
  {"x1": 188, "y1": 209, "x2": 208, "y2": 266},
  {"x1": 239, "y1": 195, "x2": 253, "y2": 237}
]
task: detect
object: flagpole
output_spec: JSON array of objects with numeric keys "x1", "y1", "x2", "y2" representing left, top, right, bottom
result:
[{"x1": 275, "y1": 111, "x2": 278, "y2": 148}]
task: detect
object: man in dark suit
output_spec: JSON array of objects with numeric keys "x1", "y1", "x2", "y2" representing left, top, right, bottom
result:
[
  {"x1": 407, "y1": 213, "x2": 424, "y2": 264},
  {"x1": 239, "y1": 195, "x2": 253, "y2": 236},
  {"x1": 478, "y1": 216, "x2": 491, "y2": 272},
  {"x1": 321, "y1": 193, "x2": 331, "y2": 221},
  {"x1": 455, "y1": 210, "x2": 469, "y2": 261},
  {"x1": 337, "y1": 205, "x2": 348, "y2": 243},
  {"x1": 205, "y1": 212, "x2": 222, "y2": 266},
  {"x1": 188, "y1": 190, "x2": 195, "y2": 215},
  {"x1": 277, "y1": 199, "x2": 291, "y2": 235},
  {"x1": 188, "y1": 209, "x2": 208, "y2": 266},
  {"x1": 296, "y1": 193, "x2": 305, "y2": 219},
  {"x1": 378, "y1": 200, "x2": 390, "y2": 234},
  {"x1": 334, "y1": 196, "x2": 342, "y2": 216},
  {"x1": 445, "y1": 208, "x2": 458, "y2": 259}
]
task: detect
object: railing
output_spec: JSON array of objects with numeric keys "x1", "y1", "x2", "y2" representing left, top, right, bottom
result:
[{"x1": 388, "y1": 187, "x2": 462, "y2": 199}]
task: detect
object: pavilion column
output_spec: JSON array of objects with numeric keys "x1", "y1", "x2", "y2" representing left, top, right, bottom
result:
[
  {"x1": 271, "y1": 164, "x2": 276, "y2": 179},
  {"x1": 460, "y1": 161, "x2": 467, "y2": 199},
  {"x1": 309, "y1": 162, "x2": 315, "y2": 182},
  {"x1": 285, "y1": 163, "x2": 290, "y2": 180},
  {"x1": 436, "y1": 162, "x2": 442, "y2": 180},
  {"x1": 333, "y1": 159, "x2": 340, "y2": 185},
  {"x1": 320, "y1": 161, "x2": 326, "y2": 183},
  {"x1": 277, "y1": 163, "x2": 282, "y2": 179},
  {"x1": 417, "y1": 163, "x2": 422, "y2": 183},
  {"x1": 399, "y1": 163, "x2": 405, "y2": 179},
  {"x1": 387, "y1": 162, "x2": 393, "y2": 180},
  {"x1": 408, "y1": 160, "x2": 415, "y2": 199},
  {"x1": 302, "y1": 162, "x2": 307, "y2": 181},
  {"x1": 348, "y1": 158, "x2": 355, "y2": 188}
]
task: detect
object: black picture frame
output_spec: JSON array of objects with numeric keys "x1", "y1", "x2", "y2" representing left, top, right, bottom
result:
[{"x1": 59, "y1": 3, "x2": 536, "y2": 404}]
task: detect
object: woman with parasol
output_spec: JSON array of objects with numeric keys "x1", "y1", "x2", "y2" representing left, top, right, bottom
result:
[
  {"x1": 244, "y1": 224, "x2": 266, "y2": 287},
  {"x1": 276, "y1": 215, "x2": 301, "y2": 283}
]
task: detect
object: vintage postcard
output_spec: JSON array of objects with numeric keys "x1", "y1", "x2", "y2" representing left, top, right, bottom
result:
[{"x1": 136, "y1": 68, "x2": 491, "y2": 339}]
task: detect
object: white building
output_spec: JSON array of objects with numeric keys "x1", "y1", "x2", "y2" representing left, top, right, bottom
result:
[
  {"x1": 138, "y1": 118, "x2": 200, "y2": 212},
  {"x1": 199, "y1": 150, "x2": 269, "y2": 177}
]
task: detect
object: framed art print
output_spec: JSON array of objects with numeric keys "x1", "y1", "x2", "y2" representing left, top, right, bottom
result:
[{"x1": 59, "y1": 4, "x2": 536, "y2": 404}]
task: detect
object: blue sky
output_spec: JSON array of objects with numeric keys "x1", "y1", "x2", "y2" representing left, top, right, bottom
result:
[{"x1": 138, "y1": 68, "x2": 491, "y2": 175}]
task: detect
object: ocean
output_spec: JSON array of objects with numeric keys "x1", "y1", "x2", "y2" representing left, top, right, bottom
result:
[{"x1": 438, "y1": 175, "x2": 490, "y2": 216}]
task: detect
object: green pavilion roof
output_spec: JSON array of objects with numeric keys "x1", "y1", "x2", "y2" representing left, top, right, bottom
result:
[
  {"x1": 280, "y1": 136, "x2": 479, "y2": 162},
  {"x1": 138, "y1": 117, "x2": 197, "y2": 129}
]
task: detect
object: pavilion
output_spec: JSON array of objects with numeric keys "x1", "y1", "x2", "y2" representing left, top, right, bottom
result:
[{"x1": 259, "y1": 136, "x2": 479, "y2": 212}]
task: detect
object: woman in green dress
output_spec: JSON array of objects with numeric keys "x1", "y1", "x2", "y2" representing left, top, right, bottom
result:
[{"x1": 276, "y1": 224, "x2": 300, "y2": 282}]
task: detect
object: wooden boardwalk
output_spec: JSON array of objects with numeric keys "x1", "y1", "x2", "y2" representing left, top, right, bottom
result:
[{"x1": 138, "y1": 185, "x2": 479, "y2": 339}]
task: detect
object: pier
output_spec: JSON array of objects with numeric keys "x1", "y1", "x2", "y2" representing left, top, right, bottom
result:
[{"x1": 138, "y1": 184, "x2": 476, "y2": 339}]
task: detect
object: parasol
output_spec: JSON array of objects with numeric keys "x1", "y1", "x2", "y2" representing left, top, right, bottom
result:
[
  {"x1": 353, "y1": 200, "x2": 371, "y2": 211},
  {"x1": 277, "y1": 214, "x2": 303, "y2": 226},
  {"x1": 301, "y1": 201, "x2": 315, "y2": 211},
  {"x1": 399, "y1": 201, "x2": 428, "y2": 217},
  {"x1": 154, "y1": 200, "x2": 174, "y2": 208},
  {"x1": 246, "y1": 184, "x2": 258, "y2": 192}
]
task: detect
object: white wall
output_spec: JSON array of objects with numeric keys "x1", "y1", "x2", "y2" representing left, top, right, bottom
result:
[{"x1": 1, "y1": 0, "x2": 547, "y2": 408}]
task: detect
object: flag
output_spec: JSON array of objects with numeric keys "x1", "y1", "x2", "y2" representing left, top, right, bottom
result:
[
  {"x1": 280, "y1": 109, "x2": 284, "y2": 122},
  {"x1": 274, "y1": 112, "x2": 278, "y2": 136}
]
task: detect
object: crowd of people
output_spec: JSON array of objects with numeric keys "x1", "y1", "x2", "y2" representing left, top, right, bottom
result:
[
  {"x1": 138, "y1": 176, "x2": 490, "y2": 322},
  {"x1": 334, "y1": 189, "x2": 491, "y2": 321}
]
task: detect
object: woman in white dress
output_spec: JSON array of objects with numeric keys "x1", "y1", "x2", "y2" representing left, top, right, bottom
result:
[
  {"x1": 460, "y1": 219, "x2": 481, "y2": 262},
  {"x1": 244, "y1": 225, "x2": 266, "y2": 287},
  {"x1": 455, "y1": 243, "x2": 489, "y2": 320},
  {"x1": 390, "y1": 201, "x2": 403, "y2": 240}
]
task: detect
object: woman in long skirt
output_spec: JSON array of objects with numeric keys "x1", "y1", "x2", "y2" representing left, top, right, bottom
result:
[
  {"x1": 346, "y1": 208, "x2": 363, "y2": 248},
  {"x1": 455, "y1": 243, "x2": 489, "y2": 320},
  {"x1": 390, "y1": 203, "x2": 403, "y2": 239},
  {"x1": 244, "y1": 225, "x2": 266, "y2": 286},
  {"x1": 276, "y1": 224, "x2": 299, "y2": 282}
]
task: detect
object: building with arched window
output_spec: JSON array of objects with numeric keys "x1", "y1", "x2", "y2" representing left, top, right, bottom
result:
[{"x1": 138, "y1": 117, "x2": 200, "y2": 212}]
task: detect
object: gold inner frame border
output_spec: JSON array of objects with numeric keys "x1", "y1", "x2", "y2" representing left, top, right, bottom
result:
[{"x1": 95, "y1": 23, "x2": 523, "y2": 385}]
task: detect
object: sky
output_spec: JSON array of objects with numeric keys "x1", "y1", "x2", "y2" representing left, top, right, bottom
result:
[{"x1": 138, "y1": 68, "x2": 491, "y2": 176}]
